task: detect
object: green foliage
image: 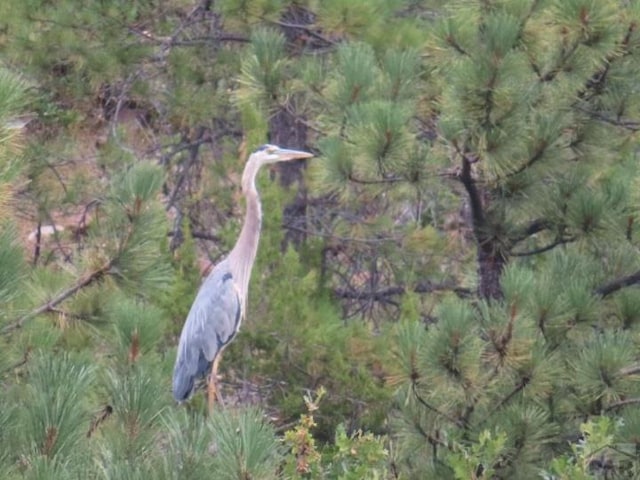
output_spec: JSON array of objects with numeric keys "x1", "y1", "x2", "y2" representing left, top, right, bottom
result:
[
  {"x1": 329, "y1": 42, "x2": 377, "y2": 108},
  {"x1": 0, "y1": 223, "x2": 26, "y2": 306},
  {"x1": 1, "y1": 0, "x2": 640, "y2": 478},
  {"x1": 238, "y1": 229, "x2": 392, "y2": 438},
  {"x1": 0, "y1": 406, "x2": 17, "y2": 478},
  {"x1": 208, "y1": 407, "x2": 282, "y2": 480},
  {"x1": 0, "y1": 68, "x2": 28, "y2": 119},
  {"x1": 391, "y1": 285, "x2": 640, "y2": 476},
  {"x1": 324, "y1": 424, "x2": 389, "y2": 479},
  {"x1": 447, "y1": 429, "x2": 508, "y2": 480},
  {"x1": 98, "y1": 365, "x2": 169, "y2": 464},
  {"x1": 316, "y1": 0, "x2": 407, "y2": 46},
  {"x1": 542, "y1": 416, "x2": 640, "y2": 479},
  {"x1": 0, "y1": 69, "x2": 29, "y2": 179},
  {"x1": 17, "y1": 353, "x2": 93, "y2": 470},
  {"x1": 237, "y1": 28, "x2": 287, "y2": 109},
  {"x1": 157, "y1": 220, "x2": 202, "y2": 334},
  {"x1": 0, "y1": 68, "x2": 29, "y2": 233},
  {"x1": 2, "y1": 0, "x2": 153, "y2": 95},
  {"x1": 99, "y1": 162, "x2": 173, "y2": 296},
  {"x1": 283, "y1": 388, "x2": 389, "y2": 479},
  {"x1": 105, "y1": 293, "x2": 167, "y2": 365},
  {"x1": 219, "y1": 0, "x2": 285, "y2": 25},
  {"x1": 161, "y1": 410, "x2": 216, "y2": 480},
  {"x1": 111, "y1": 162, "x2": 165, "y2": 205}
]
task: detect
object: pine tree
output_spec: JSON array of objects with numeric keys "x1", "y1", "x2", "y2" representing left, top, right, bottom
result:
[{"x1": 332, "y1": 1, "x2": 640, "y2": 477}]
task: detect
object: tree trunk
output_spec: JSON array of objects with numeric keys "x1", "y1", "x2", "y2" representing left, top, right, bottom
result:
[
  {"x1": 269, "y1": 5, "x2": 314, "y2": 249},
  {"x1": 477, "y1": 241, "x2": 506, "y2": 300},
  {"x1": 268, "y1": 106, "x2": 309, "y2": 249},
  {"x1": 459, "y1": 155, "x2": 505, "y2": 300}
]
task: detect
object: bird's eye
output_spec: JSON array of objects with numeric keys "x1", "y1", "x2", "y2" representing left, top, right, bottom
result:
[{"x1": 267, "y1": 146, "x2": 276, "y2": 154}]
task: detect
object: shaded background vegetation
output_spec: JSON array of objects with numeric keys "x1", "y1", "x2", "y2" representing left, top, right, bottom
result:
[{"x1": 1, "y1": 0, "x2": 640, "y2": 478}]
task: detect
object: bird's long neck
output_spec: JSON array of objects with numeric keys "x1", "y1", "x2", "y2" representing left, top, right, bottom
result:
[{"x1": 228, "y1": 159, "x2": 262, "y2": 309}]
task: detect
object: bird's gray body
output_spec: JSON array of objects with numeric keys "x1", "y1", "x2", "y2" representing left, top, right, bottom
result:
[{"x1": 172, "y1": 259, "x2": 242, "y2": 401}]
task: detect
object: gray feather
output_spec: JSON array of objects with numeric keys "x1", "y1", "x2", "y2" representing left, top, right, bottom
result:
[{"x1": 172, "y1": 259, "x2": 242, "y2": 401}]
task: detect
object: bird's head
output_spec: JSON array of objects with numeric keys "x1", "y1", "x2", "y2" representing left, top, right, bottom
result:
[{"x1": 251, "y1": 144, "x2": 313, "y2": 165}]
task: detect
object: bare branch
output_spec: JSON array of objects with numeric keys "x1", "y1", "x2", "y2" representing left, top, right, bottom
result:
[
  {"x1": 167, "y1": 230, "x2": 221, "y2": 242},
  {"x1": 334, "y1": 280, "x2": 471, "y2": 302},
  {"x1": 348, "y1": 174, "x2": 405, "y2": 185},
  {"x1": 268, "y1": 19, "x2": 337, "y2": 46},
  {"x1": 594, "y1": 269, "x2": 640, "y2": 298},
  {"x1": 165, "y1": 127, "x2": 206, "y2": 212},
  {"x1": 284, "y1": 223, "x2": 402, "y2": 244}
]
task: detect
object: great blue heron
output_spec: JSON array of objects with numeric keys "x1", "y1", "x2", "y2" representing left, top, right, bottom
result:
[{"x1": 172, "y1": 144, "x2": 314, "y2": 410}]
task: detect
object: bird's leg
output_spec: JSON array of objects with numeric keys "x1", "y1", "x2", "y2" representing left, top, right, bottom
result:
[
  {"x1": 207, "y1": 354, "x2": 224, "y2": 414},
  {"x1": 206, "y1": 373, "x2": 216, "y2": 415}
]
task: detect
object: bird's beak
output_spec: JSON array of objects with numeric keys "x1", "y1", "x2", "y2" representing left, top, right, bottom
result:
[{"x1": 274, "y1": 148, "x2": 314, "y2": 161}]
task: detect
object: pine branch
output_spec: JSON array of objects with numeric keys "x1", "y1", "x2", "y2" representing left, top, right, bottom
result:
[
  {"x1": 537, "y1": 41, "x2": 580, "y2": 83},
  {"x1": 86, "y1": 405, "x2": 113, "y2": 438},
  {"x1": 158, "y1": 133, "x2": 212, "y2": 167},
  {"x1": 573, "y1": 106, "x2": 639, "y2": 132},
  {"x1": 578, "y1": 22, "x2": 637, "y2": 101},
  {"x1": 269, "y1": 19, "x2": 337, "y2": 46},
  {"x1": 280, "y1": 102, "x2": 327, "y2": 135},
  {"x1": 165, "y1": 127, "x2": 206, "y2": 212},
  {"x1": 347, "y1": 174, "x2": 405, "y2": 185},
  {"x1": 511, "y1": 236, "x2": 575, "y2": 257},
  {"x1": 604, "y1": 397, "x2": 640, "y2": 412},
  {"x1": 619, "y1": 364, "x2": 640, "y2": 377},
  {"x1": 1, "y1": 261, "x2": 112, "y2": 335},
  {"x1": 167, "y1": 230, "x2": 221, "y2": 242},
  {"x1": 284, "y1": 224, "x2": 401, "y2": 244},
  {"x1": 127, "y1": 25, "x2": 250, "y2": 46},
  {"x1": 594, "y1": 269, "x2": 640, "y2": 298},
  {"x1": 333, "y1": 280, "x2": 472, "y2": 302},
  {"x1": 481, "y1": 70, "x2": 498, "y2": 129},
  {"x1": 411, "y1": 382, "x2": 466, "y2": 429},
  {"x1": 416, "y1": 280, "x2": 472, "y2": 297},
  {"x1": 410, "y1": 417, "x2": 448, "y2": 458},
  {"x1": 445, "y1": 35, "x2": 468, "y2": 56},
  {"x1": 48, "y1": 308, "x2": 94, "y2": 322},
  {"x1": 0, "y1": 348, "x2": 31, "y2": 374},
  {"x1": 510, "y1": 218, "x2": 552, "y2": 245},
  {"x1": 504, "y1": 140, "x2": 549, "y2": 178},
  {"x1": 2, "y1": 194, "x2": 145, "y2": 335},
  {"x1": 484, "y1": 376, "x2": 531, "y2": 421}
]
